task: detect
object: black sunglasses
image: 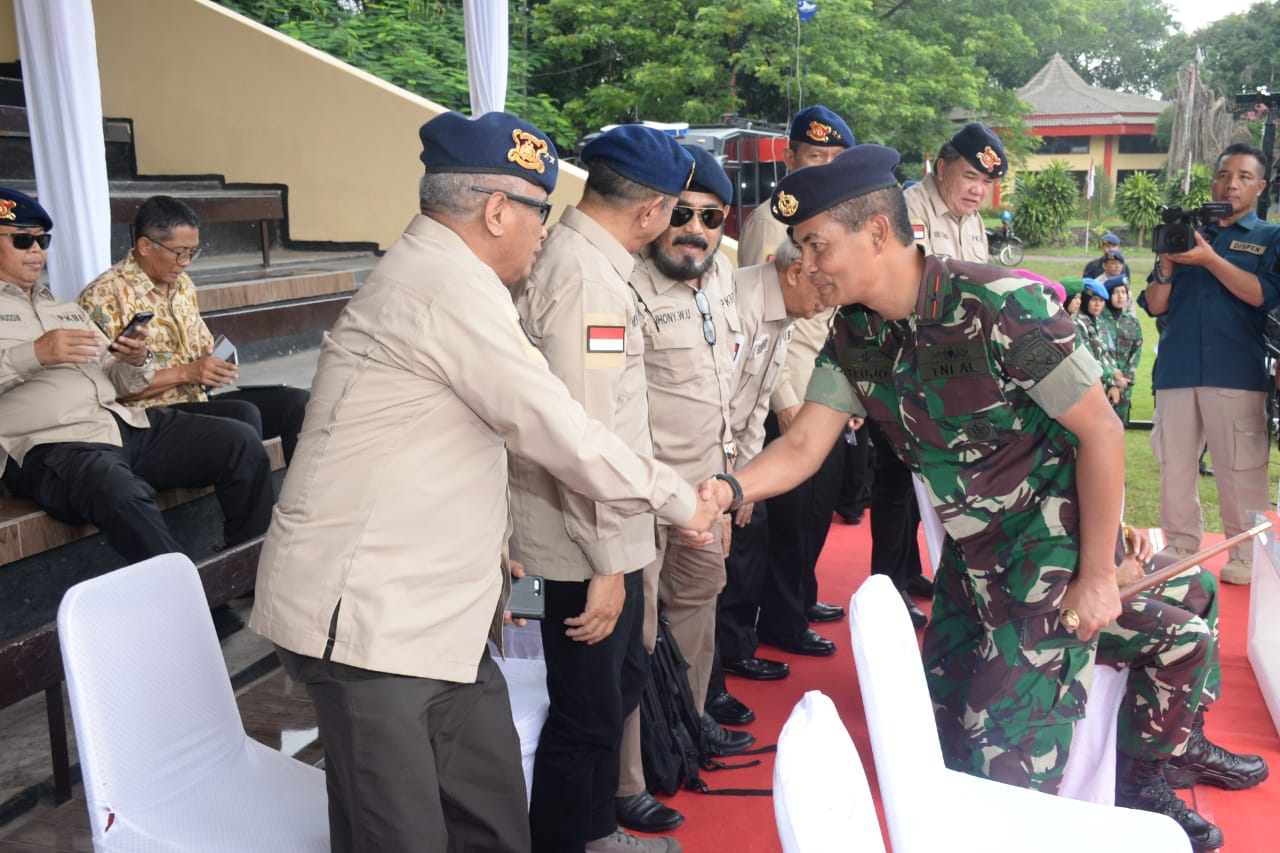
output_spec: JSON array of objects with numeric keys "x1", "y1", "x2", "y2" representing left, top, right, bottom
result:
[
  {"x1": 470, "y1": 185, "x2": 553, "y2": 225},
  {"x1": 670, "y1": 205, "x2": 725, "y2": 230},
  {"x1": 4, "y1": 232, "x2": 51, "y2": 251}
]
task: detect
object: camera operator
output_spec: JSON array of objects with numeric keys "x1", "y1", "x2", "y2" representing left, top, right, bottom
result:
[{"x1": 1139, "y1": 142, "x2": 1280, "y2": 585}]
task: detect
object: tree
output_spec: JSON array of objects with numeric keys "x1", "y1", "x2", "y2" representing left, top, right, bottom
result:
[
  {"x1": 1011, "y1": 161, "x2": 1078, "y2": 247},
  {"x1": 1189, "y1": 2, "x2": 1280, "y2": 99},
  {"x1": 1116, "y1": 171, "x2": 1164, "y2": 247}
]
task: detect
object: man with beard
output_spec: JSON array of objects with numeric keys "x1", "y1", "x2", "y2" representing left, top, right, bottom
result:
[{"x1": 615, "y1": 146, "x2": 754, "y2": 832}]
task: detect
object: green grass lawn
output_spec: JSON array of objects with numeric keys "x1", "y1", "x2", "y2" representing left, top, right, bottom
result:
[{"x1": 998, "y1": 244, "x2": 1278, "y2": 532}]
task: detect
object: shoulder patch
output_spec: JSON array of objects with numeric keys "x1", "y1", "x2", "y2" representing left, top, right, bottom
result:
[
  {"x1": 586, "y1": 324, "x2": 625, "y2": 353},
  {"x1": 1005, "y1": 327, "x2": 1064, "y2": 382}
]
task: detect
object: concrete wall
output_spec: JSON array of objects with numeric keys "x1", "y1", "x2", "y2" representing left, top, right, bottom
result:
[{"x1": 90, "y1": 0, "x2": 586, "y2": 250}]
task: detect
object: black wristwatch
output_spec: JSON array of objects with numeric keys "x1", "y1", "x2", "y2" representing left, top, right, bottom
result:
[{"x1": 711, "y1": 472, "x2": 744, "y2": 513}]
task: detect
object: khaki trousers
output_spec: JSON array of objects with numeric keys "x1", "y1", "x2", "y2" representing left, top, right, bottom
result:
[{"x1": 1151, "y1": 386, "x2": 1271, "y2": 563}]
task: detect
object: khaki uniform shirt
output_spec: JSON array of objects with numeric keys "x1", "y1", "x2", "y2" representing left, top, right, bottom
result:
[
  {"x1": 508, "y1": 205, "x2": 658, "y2": 582},
  {"x1": 770, "y1": 309, "x2": 834, "y2": 413},
  {"x1": 631, "y1": 249, "x2": 741, "y2": 485},
  {"x1": 78, "y1": 252, "x2": 215, "y2": 407},
  {"x1": 249, "y1": 215, "x2": 695, "y2": 684},
  {"x1": 736, "y1": 204, "x2": 791, "y2": 268},
  {"x1": 728, "y1": 262, "x2": 793, "y2": 467},
  {"x1": 0, "y1": 280, "x2": 153, "y2": 468},
  {"x1": 904, "y1": 174, "x2": 989, "y2": 263}
]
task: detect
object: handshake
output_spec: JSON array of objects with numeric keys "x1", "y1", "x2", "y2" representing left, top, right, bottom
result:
[{"x1": 674, "y1": 474, "x2": 742, "y2": 548}]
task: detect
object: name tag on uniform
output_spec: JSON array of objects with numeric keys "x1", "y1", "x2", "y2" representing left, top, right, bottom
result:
[
  {"x1": 586, "y1": 325, "x2": 625, "y2": 353},
  {"x1": 1229, "y1": 240, "x2": 1266, "y2": 256},
  {"x1": 839, "y1": 348, "x2": 893, "y2": 383},
  {"x1": 918, "y1": 340, "x2": 985, "y2": 381}
]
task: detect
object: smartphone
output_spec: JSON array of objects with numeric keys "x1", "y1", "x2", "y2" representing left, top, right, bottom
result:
[
  {"x1": 211, "y1": 334, "x2": 238, "y2": 364},
  {"x1": 507, "y1": 574, "x2": 545, "y2": 620},
  {"x1": 116, "y1": 311, "x2": 155, "y2": 343}
]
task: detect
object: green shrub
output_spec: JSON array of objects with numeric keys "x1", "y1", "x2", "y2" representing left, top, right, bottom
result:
[
  {"x1": 1117, "y1": 171, "x2": 1163, "y2": 247},
  {"x1": 1165, "y1": 162, "x2": 1213, "y2": 210},
  {"x1": 1012, "y1": 161, "x2": 1079, "y2": 247}
]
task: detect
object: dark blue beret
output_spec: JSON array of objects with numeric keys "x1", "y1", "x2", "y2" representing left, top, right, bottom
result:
[
  {"x1": 1104, "y1": 249, "x2": 1126, "y2": 263},
  {"x1": 1101, "y1": 232, "x2": 1120, "y2": 246},
  {"x1": 789, "y1": 106, "x2": 854, "y2": 149},
  {"x1": 419, "y1": 111, "x2": 558, "y2": 194},
  {"x1": 769, "y1": 144, "x2": 900, "y2": 226},
  {"x1": 581, "y1": 126, "x2": 695, "y2": 196},
  {"x1": 682, "y1": 145, "x2": 733, "y2": 206},
  {"x1": 949, "y1": 122, "x2": 1007, "y2": 178},
  {"x1": 1103, "y1": 274, "x2": 1128, "y2": 293},
  {"x1": 1082, "y1": 277, "x2": 1108, "y2": 300},
  {"x1": 0, "y1": 187, "x2": 53, "y2": 231}
]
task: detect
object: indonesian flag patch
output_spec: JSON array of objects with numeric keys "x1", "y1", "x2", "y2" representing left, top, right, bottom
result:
[
  {"x1": 912, "y1": 221, "x2": 926, "y2": 242},
  {"x1": 586, "y1": 324, "x2": 625, "y2": 353}
]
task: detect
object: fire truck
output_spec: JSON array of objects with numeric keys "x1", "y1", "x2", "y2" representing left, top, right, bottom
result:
[{"x1": 578, "y1": 117, "x2": 789, "y2": 240}]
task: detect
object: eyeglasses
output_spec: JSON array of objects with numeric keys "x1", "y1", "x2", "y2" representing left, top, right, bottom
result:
[
  {"x1": 670, "y1": 205, "x2": 725, "y2": 230},
  {"x1": 470, "y1": 185, "x2": 553, "y2": 225},
  {"x1": 693, "y1": 288, "x2": 716, "y2": 345},
  {"x1": 146, "y1": 236, "x2": 203, "y2": 263},
  {"x1": 3, "y1": 232, "x2": 51, "y2": 251}
]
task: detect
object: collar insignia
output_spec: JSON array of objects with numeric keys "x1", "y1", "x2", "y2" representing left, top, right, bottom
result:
[
  {"x1": 774, "y1": 190, "x2": 799, "y2": 218},
  {"x1": 508, "y1": 129, "x2": 554, "y2": 174}
]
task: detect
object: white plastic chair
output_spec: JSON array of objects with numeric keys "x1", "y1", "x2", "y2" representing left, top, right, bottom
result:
[
  {"x1": 58, "y1": 553, "x2": 328, "y2": 852},
  {"x1": 847, "y1": 574, "x2": 1191, "y2": 853},
  {"x1": 774, "y1": 691, "x2": 886, "y2": 853},
  {"x1": 1250, "y1": 530, "x2": 1280, "y2": 736}
]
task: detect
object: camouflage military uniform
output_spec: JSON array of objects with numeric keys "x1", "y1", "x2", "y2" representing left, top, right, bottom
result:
[
  {"x1": 1073, "y1": 312, "x2": 1118, "y2": 389},
  {"x1": 804, "y1": 255, "x2": 1212, "y2": 790},
  {"x1": 1099, "y1": 306, "x2": 1143, "y2": 423}
]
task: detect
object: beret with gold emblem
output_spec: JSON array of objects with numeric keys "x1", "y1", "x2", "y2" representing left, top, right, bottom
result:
[
  {"x1": 581, "y1": 125, "x2": 696, "y2": 197},
  {"x1": 788, "y1": 105, "x2": 854, "y2": 149},
  {"x1": 0, "y1": 187, "x2": 53, "y2": 231},
  {"x1": 769, "y1": 144, "x2": 900, "y2": 226},
  {"x1": 682, "y1": 144, "x2": 734, "y2": 206},
  {"x1": 950, "y1": 122, "x2": 1007, "y2": 178},
  {"x1": 419, "y1": 111, "x2": 559, "y2": 194}
]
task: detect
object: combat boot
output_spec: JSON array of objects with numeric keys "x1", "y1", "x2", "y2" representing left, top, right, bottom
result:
[
  {"x1": 1116, "y1": 753, "x2": 1224, "y2": 852},
  {"x1": 1166, "y1": 708, "x2": 1269, "y2": 790}
]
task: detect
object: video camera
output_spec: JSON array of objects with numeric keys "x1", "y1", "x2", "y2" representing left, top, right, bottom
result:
[{"x1": 1152, "y1": 202, "x2": 1234, "y2": 254}]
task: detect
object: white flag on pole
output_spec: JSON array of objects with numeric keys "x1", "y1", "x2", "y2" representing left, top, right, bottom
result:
[{"x1": 1086, "y1": 161, "x2": 1095, "y2": 199}]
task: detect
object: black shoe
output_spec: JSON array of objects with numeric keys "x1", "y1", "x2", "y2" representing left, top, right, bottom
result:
[
  {"x1": 1117, "y1": 754, "x2": 1224, "y2": 852},
  {"x1": 1166, "y1": 709, "x2": 1269, "y2": 790},
  {"x1": 700, "y1": 713, "x2": 756, "y2": 756},
  {"x1": 805, "y1": 602, "x2": 846, "y2": 623},
  {"x1": 721, "y1": 656, "x2": 789, "y2": 681},
  {"x1": 210, "y1": 604, "x2": 246, "y2": 640},
  {"x1": 836, "y1": 510, "x2": 864, "y2": 525},
  {"x1": 1199, "y1": 462, "x2": 1214, "y2": 477},
  {"x1": 706, "y1": 691, "x2": 755, "y2": 726},
  {"x1": 758, "y1": 628, "x2": 837, "y2": 656},
  {"x1": 905, "y1": 575, "x2": 935, "y2": 599},
  {"x1": 615, "y1": 792, "x2": 684, "y2": 833},
  {"x1": 900, "y1": 590, "x2": 927, "y2": 630}
]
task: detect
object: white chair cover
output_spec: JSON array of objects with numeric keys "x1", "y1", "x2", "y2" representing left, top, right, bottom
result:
[
  {"x1": 57, "y1": 553, "x2": 328, "y2": 852},
  {"x1": 1250, "y1": 531, "x2": 1280, "y2": 737},
  {"x1": 493, "y1": 655, "x2": 549, "y2": 806},
  {"x1": 774, "y1": 691, "x2": 886, "y2": 853},
  {"x1": 848, "y1": 575, "x2": 1191, "y2": 853}
]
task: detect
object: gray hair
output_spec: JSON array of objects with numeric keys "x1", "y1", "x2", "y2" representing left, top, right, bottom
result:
[
  {"x1": 772, "y1": 236, "x2": 802, "y2": 268},
  {"x1": 419, "y1": 172, "x2": 540, "y2": 217}
]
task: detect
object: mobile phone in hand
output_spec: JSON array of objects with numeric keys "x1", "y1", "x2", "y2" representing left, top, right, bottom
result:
[
  {"x1": 211, "y1": 334, "x2": 238, "y2": 364},
  {"x1": 116, "y1": 311, "x2": 155, "y2": 343},
  {"x1": 507, "y1": 574, "x2": 545, "y2": 620}
]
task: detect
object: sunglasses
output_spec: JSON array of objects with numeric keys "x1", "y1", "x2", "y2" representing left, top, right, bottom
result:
[
  {"x1": 470, "y1": 185, "x2": 553, "y2": 225},
  {"x1": 693, "y1": 288, "x2": 716, "y2": 345},
  {"x1": 670, "y1": 205, "x2": 725, "y2": 230},
  {"x1": 4, "y1": 232, "x2": 52, "y2": 251}
]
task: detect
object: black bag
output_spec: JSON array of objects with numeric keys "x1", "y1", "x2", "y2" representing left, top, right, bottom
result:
[{"x1": 638, "y1": 616, "x2": 772, "y2": 796}]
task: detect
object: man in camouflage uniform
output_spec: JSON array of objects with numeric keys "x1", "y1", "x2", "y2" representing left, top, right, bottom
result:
[
  {"x1": 694, "y1": 144, "x2": 1265, "y2": 852},
  {"x1": 1099, "y1": 276, "x2": 1143, "y2": 424}
]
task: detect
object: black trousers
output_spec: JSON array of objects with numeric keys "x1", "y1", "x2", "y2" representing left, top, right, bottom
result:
[
  {"x1": 835, "y1": 422, "x2": 872, "y2": 519},
  {"x1": 278, "y1": 646, "x2": 530, "y2": 853},
  {"x1": 709, "y1": 502, "x2": 769, "y2": 698},
  {"x1": 530, "y1": 570, "x2": 647, "y2": 852},
  {"x1": 170, "y1": 384, "x2": 310, "y2": 463},
  {"x1": 2, "y1": 408, "x2": 273, "y2": 562},
  {"x1": 867, "y1": 422, "x2": 924, "y2": 590},
  {"x1": 756, "y1": 413, "x2": 843, "y2": 643}
]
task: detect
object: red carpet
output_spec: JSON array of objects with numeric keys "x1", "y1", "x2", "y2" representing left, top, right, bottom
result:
[{"x1": 650, "y1": 517, "x2": 1280, "y2": 852}]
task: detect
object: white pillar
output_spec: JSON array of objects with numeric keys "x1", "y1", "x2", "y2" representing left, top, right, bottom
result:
[
  {"x1": 463, "y1": 0, "x2": 508, "y2": 118},
  {"x1": 14, "y1": 0, "x2": 112, "y2": 301}
]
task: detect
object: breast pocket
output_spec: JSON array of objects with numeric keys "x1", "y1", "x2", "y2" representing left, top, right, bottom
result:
[
  {"x1": 921, "y1": 374, "x2": 1019, "y2": 457},
  {"x1": 644, "y1": 321, "x2": 706, "y2": 386}
]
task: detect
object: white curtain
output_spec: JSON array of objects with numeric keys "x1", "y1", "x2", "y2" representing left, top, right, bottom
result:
[
  {"x1": 14, "y1": 0, "x2": 112, "y2": 301},
  {"x1": 462, "y1": 0, "x2": 508, "y2": 117}
]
